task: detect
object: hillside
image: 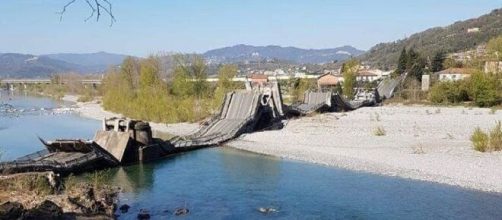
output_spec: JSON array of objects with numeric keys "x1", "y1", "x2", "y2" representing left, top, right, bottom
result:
[
  {"x1": 0, "y1": 52, "x2": 127, "y2": 78},
  {"x1": 204, "y1": 44, "x2": 364, "y2": 64},
  {"x1": 363, "y1": 8, "x2": 502, "y2": 69},
  {"x1": 0, "y1": 53, "x2": 83, "y2": 78},
  {"x1": 43, "y1": 52, "x2": 127, "y2": 73}
]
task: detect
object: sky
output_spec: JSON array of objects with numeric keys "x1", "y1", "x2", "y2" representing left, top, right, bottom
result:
[{"x1": 0, "y1": 0, "x2": 501, "y2": 57}]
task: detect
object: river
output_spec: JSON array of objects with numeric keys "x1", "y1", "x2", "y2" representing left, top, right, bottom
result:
[{"x1": 1, "y1": 91, "x2": 502, "y2": 219}]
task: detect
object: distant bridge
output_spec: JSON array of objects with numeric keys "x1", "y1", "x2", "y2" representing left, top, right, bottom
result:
[
  {"x1": 0, "y1": 78, "x2": 102, "y2": 90},
  {"x1": 1, "y1": 75, "x2": 319, "y2": 88}
]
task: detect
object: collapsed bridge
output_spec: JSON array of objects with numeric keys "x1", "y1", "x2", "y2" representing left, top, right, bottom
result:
[
  {"x1": 0, "y1": 75, "x2": 406, "y2": 175},
  {"x1": 288, "y1": 74, "x2": 406, "y2": 115},
  {"x1": 0, "y1": 80, "x2": 285, "y2": 175}
]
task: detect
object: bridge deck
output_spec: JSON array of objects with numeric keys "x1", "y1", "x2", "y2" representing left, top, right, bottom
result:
[{"x1": 171, "y1": 91, "x2": 262, "y2": 148}]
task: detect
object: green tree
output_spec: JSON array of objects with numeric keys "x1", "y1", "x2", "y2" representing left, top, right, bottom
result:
[
  {"x1": 139, "y1": 57, "x2": 161, "y2": 90},
  {"x1": 396, "y1": 48, "x2": 408, "y2": 76},
  {"x1": 121, "y1": 56, "x2": 139, "y2": 90},
  {"x1": 487, "y1": 35, "x2": 502, "y2": 61},
  {"x1": 190, "y1": 56, "x2": 209, "y2": 99},
  {"x1": 214, "y1": 64, "x2": 238, "y2": 107},
  {"x1": 409, "y1": 57, "x2": 427, "y2": 82},
  {"x1": 406, "y1": 48, "x2": 419, "y2": 70},
  {"x1": 469, "y1": 71, "x2": 499, "y2": 107},
  {"x1": 442, "y1": 57, "x2": 463, "y2": 69},
  {"x1": 171, "y1": 65, "x2": 192, "y2": 97},
  {"x1": 171, "y1": 54, "x2": 209, "y2": 99},
  {"x1": 341, "y1": 59, "x2": 359, "y2": 99},
  {"x1": 431, "y1": 51, "x2": 446, "y2": 72}
]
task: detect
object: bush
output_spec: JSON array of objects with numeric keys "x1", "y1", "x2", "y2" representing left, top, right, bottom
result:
[
  {"x1": 489, "y1": 121, "x2": 502, "y2": 151},
  {"x1": 373, "y1": 126, "x2": 386, "y2": 136},
  {"x1": 428, "y1": 71, "x2": 501, "y2": 107},
  {"x1": 471, "y1": 127, "x2": 489, "y2": 152},
  {"x1": 429, "y1": 81, "x2": 469, "y2": 104},
  {"x1": 469, "y1": 71, "x2": 500, "y2": 107}
]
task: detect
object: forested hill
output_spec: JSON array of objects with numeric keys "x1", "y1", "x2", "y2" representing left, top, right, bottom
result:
[
  {"x1": 204, "y1": 44, "x2": 365, "y2": 64},
  {"x1": 362, "y1": 8, "x2": 502, "y2": 69}
]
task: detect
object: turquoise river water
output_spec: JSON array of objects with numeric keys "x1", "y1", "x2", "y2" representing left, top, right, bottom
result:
[{"x1": 1, "y1": 91, "x2": 502, "y2": 220}]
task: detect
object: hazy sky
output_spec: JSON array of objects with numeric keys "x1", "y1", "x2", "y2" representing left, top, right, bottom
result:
[{"x1": 1, "y1": 0, "x2": 501, "y2": 56}]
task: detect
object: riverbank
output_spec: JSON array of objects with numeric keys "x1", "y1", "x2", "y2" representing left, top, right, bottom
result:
[
  {"x1": 229, "y1": 105, "x2": 502, "y2": 193},
  {"x1": 63, "y1": 95, "x2": 502, "y2": 193},
  {"x1": 62, "y1": 95, "x2": 199, "y2": 136},
  {"x1": 0, "y1": 172, "x2": 118, "y2": 219}
]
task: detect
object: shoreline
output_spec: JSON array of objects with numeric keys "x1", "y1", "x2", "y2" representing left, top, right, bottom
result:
[
  {"x1": 63, "y1": 95, "x2": 502, "y2": 193},
  {"x1": 228, "y1": 105, "x2": 502, "y2": 193},
  {"x1": 62, "y1": 95, "x2": 200, "y2": 137}
]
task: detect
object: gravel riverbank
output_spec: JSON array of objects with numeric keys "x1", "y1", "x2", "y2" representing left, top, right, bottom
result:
[
  {"x1": 229, "y1": 105, "x2": 502, "y2": 193},
  {"x1": 62, "y1": 95, "x2": 502, "y2": 193}
]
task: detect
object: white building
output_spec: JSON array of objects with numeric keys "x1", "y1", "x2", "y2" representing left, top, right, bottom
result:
[
  {"x1": 356, "y1": 70, "x2": 380, "y2": 82},
  {"x1": 436, "y1": 68, "x2": 471, "y2": 81}
]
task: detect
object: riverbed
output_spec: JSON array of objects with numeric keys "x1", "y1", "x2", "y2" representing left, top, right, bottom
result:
[{"x1": 2, "y1": 91, "x2": 502, "y2": 219}]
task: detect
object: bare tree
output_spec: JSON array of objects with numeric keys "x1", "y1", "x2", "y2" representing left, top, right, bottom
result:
[{"x1": 59, "y1": 0, "x2": 116, "y2": 26}]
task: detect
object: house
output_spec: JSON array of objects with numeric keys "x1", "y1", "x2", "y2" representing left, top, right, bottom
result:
[
  {"x1": 436, "y1": 68, "x2": 472, "y2": 81},
  {"x1": 356, "y1": 70, "x2": 380, "y2": 82},
  {"x1": 317, "y1": 72, "x2": 343, "y2": 89},
  {"x1": 248, "y1": 74, "x2": 268, "y2": 86},
  {"x1": 467, "y1": 27, "x2": 480, "y2": 33}
]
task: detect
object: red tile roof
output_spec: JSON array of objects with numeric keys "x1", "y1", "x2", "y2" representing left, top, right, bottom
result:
[
  {"x1": 357, "y1": 71, "x2": 378, "y2": 76},
  {"x1": 437, "y1": 68, "x2": 473, "y2": 75}
]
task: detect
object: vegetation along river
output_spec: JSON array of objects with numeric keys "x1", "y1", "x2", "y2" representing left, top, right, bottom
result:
[{"x1": 1, "y1": 91, "x2": 502, "y2": 219}]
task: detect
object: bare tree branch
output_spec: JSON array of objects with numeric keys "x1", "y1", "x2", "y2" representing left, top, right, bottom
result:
[{"x1": 58, "y1": 0, "x2": 116, "y2": 26}]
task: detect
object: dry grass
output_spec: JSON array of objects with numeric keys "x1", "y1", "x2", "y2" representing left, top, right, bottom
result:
[
  {"x1": 489, "y1": 121, "x2": 502, "y2": 151},
  {"x1": 471, "y1": 127, "x2": 489, "y2": 152},
  {"x1": 373, "y1": 126, "x2": 386, "y2": 136},
  {"x1": 411, "y1": 144, "x2": 426, "y2": 154},
  {"x1": 0, "y1": 173, "x2": 54, "y2": 201},
  {"x1": 85, "y1": 170, "x2": 111, "y2": 190}
]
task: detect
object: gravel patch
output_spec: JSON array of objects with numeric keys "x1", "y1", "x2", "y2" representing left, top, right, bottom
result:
[{"x1": 229, "y1": 105, "x2": 502, "y2": 193}]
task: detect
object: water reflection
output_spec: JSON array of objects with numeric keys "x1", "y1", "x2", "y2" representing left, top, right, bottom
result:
[
  {"x1": 218, "y1": 147, "x2": 282, "y2": 184},
  {"x1": 107, "y1": 164, "x2": 155, "y2": 193},
  {"x1": 3, "y1": 91, "x2": 502, "y2": 220},
  {"x1": 0, "y1": 90, "x2": 100, "y2": 161}
]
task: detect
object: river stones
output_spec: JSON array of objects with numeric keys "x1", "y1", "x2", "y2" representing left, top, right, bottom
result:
[
  {"x1": 174, "y1": 208, "x2": 189, "y2": 216},
  {"x1": 119, "y1": 204, "x2": 130, "y2": 213},
  {"x1": 0, "y1": 201, "x2": 24, "y2": 220},
  {"x1": 137, "y1": 209, "x2": 150, "y2": 219},
  {"x1": 23, "y1": 200, "x2": 63, "y2": 219},
  {"x1": 258, "y1": 207, "x2": 277, "y2": 214}
]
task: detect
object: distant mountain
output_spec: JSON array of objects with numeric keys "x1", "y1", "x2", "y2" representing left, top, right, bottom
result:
[
  {"x1": 0, "y1": 52, "x2": 128, "y2": 78},
  {"x1": 43, "y1": 52, "x2": 128, "y2": 73},
  {"x1": 204, "y1": 44, "x2": 365, "y2": 64},
  {"x1": 0, "y1": 53, "x2": 84, "y2": 78},
  {"x1": 362, "y1": 8, "x2": 502, "y2": 68}
]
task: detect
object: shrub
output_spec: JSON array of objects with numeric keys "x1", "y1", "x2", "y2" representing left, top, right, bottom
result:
[
  {"x1": 85, "y1": 170, "x2": 111, "y2": 190},
  {"x1": 489, "y1": 121, "x2": 502, "y2": 151},
  {"x1": 373, "y1": 126, "x2": 386, "y2": 136},
  {"x1": 471, "y1": 127, "x2": 489, "y2": 152},
  {"x1": 63, "y1": 174, "x2": 79, "y2": 191},
  {"x1": 429, "y1": 81, "x2": 469, "y2": 104},
  {"x1": 489, "y1": 107, "x2": 497, "y2": 115},
  {"x1": 468, "y1": 71, "x2": 499, "y2": 107}
]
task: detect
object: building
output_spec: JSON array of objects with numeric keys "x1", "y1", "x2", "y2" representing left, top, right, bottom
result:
[
  {"x1": 356, "y1": 70, "x2": 380, "y2": 82},
  {"x1": 484, "y1": 61, "x2": 502, "y2": 73},
  {"x1": 248, "y1": 74, "x2": 268, "y2": 87},
  {"x1": 317, "y1": 72, "x2": 343, "y2": 89},
  {"x1": 467, "y1": 27, "x2": 480, "y2": 33},
  {"x1": 436, "y1": 68, "x2": 472, "y2": 81}
]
